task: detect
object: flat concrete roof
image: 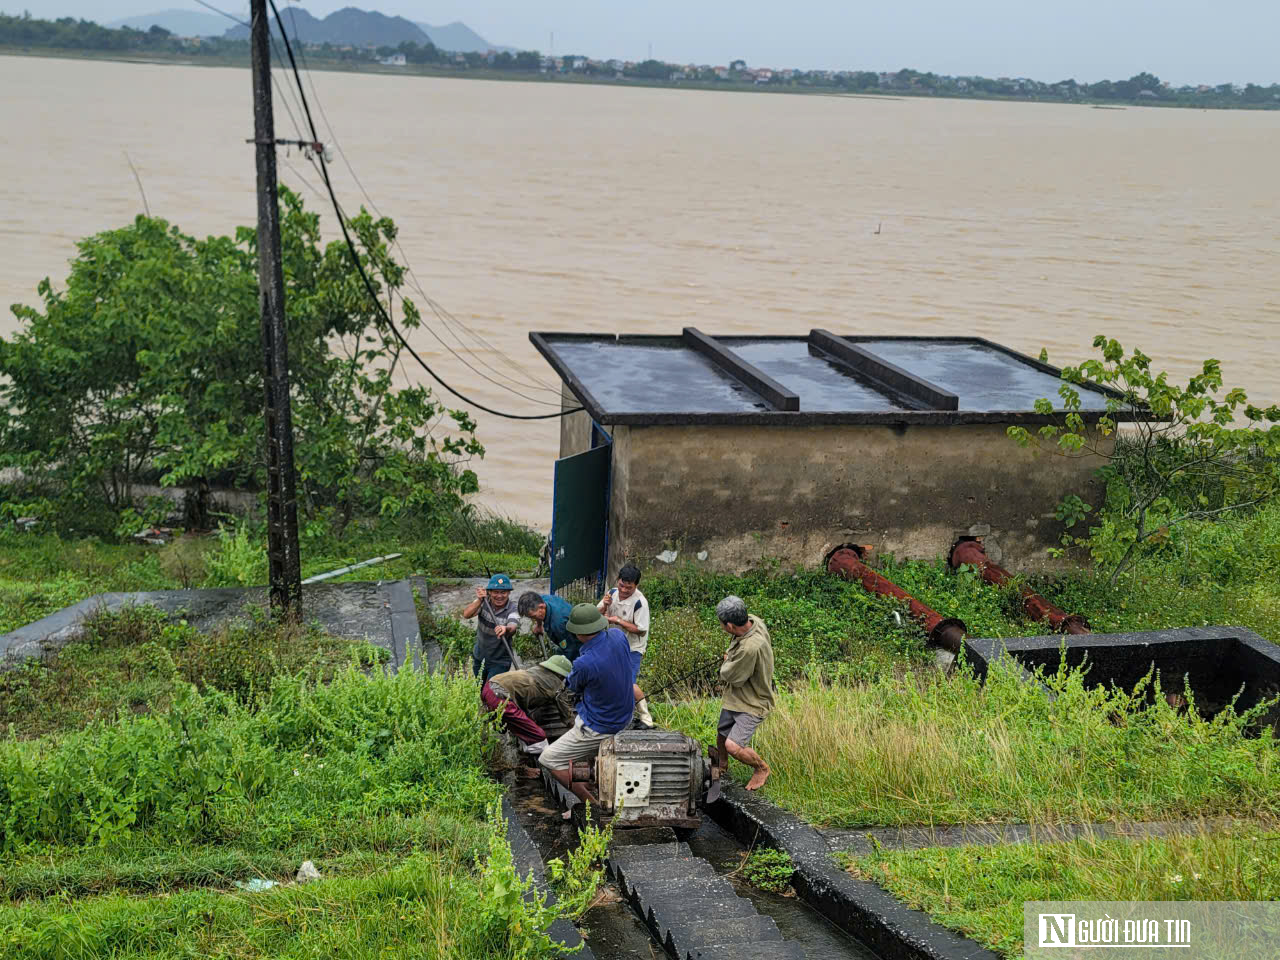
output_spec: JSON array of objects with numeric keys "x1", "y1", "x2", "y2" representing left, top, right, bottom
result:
[{"x1": 531, "y1": 330, "x2": 1129, "y2": 427}]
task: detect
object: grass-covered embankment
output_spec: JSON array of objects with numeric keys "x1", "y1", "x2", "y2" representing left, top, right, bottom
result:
[
  {"x1": 842, "y1": 824, "x2": 1280, "y2": 958},
  {"x1": 0, "y1": 664, "x2": 594, "y2": 958},
  {"x1": 654, "y1": 661, "x2": 1279, "y2": 828}
]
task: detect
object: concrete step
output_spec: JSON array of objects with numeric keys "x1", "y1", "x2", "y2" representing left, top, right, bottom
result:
[
  {"x1": 606, "y1": 841, "x2": 693, "y2": 868},
  {"x1": 613, "y1": 857, "x2": 718, "y2": 897},
  {"x1": 626, "y1": 873, "x2": 740, "y2": 913},
  {"x1": 665, "y1": 914, "x2": 783, "y2": 959},
  {"x1": 640, "y1": 891, "x2": 756, "y2": 931},
  {"x1": 686, "y1": 942, "x2": 808, "y2": 960}
]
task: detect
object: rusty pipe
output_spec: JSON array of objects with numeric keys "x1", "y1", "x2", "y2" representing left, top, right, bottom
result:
[
  {"x1": 949, "y1": 540, "x2": 1090, "y2": 635},
  {"x1": 826, "y1": 546, "x2": 967, "y2": 653}
]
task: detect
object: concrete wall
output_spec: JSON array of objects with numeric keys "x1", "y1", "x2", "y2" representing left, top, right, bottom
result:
[
  {"x1": 559, "y1": 383, "x2": 595, "y2": 457},
  {"x1": 605, "y1": 422, "x2": 1111, "y2": 576}
]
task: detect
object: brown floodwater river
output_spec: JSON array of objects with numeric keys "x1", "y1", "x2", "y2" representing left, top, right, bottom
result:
[{"x1": 3, "y1": 55, "x2": 1278, "y2": 528}]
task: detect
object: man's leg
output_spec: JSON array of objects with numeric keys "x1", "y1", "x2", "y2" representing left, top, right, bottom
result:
[
  {"x1": 480, "y1": 683, "x2": 547, "y2": 747},
  {"x1": 630, "y1": 650, "x2": 654, "y2": 728},
  {"x1": 539, "y1": 721, "x2": 606, "y2": 814},
  {"x1": 723, "y1": 711, "x2": 770, "y2": 790},
  {"x1": 725, "y1": 738, "x2": 770, "y2": 791}
]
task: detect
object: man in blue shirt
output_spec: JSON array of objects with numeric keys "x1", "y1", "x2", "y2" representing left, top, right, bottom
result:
[
  {"x1": 539, "y1": 603, "x2": 635, "y2": 808},
  {"x1": 516, "y1": 591, "x2": 581, "y2": 661}
]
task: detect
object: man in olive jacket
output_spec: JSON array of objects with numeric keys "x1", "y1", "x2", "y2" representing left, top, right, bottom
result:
[{"x1": 715, "y1": 595, "x2": 776, "y2": 790}]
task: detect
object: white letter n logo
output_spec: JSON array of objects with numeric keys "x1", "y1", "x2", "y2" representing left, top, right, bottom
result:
[{"x1": 1039, "y1": 914, "x2": 1076, "y2": 947}]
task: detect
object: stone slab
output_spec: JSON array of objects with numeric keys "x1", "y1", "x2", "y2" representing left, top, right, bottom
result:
[
  {"x1": 0, "y1": 580, "x2": 423, "y2": 673},
  {"x1": 688, "y1": 945, "x2": 808, "y2": 960},
  {"x1": 641, "y1": 891, "x2": 755, "y2": 930},
  {"x1": 666, "y1": 913, "x2": 783, "y2": 957}
]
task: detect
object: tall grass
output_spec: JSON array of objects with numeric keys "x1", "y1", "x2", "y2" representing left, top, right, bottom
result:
[
  {"x1": 845, "y1": 823, "x2": 1280, "y2": 958},
  {"x1": 654, "y1": 660, "x2": 1279, "y2": 828}
]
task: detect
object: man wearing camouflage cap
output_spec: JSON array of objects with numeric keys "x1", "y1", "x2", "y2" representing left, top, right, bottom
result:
[{"x1": 482, "y1": 655, "x2": 575, "y2": 755}]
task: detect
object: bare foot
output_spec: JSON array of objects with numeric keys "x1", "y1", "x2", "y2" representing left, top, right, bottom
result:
[{"x1": 746, "y1": 765, "x2": 771, "y2": 791}]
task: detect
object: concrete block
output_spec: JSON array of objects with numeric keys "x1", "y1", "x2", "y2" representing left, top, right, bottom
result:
[{"x1": 666, "y1": 914, "x2": 783, "y2": 958}]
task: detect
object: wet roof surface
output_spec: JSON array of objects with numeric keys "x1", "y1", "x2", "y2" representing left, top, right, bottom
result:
[
  {"x1": 723, "y1": 338, "x2": 916, "y2": 412},
  {"x1": 532, "y1": 332, "x2": 1118, "y2": 423},
  {"x1": 854, "y1": 338, "x2": 1112, "y2": 413},
  {"x1": 548, "y1": 338, "x2": 771, "y2": 413}
]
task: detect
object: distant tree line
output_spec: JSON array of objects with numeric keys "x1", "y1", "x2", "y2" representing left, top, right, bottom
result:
[
  {"x1": 2, "y1": 12, "x2": 1277, "y2": 110},
  {"x1": 0, "y1": 12, "x2": 246, "y2": 56}
]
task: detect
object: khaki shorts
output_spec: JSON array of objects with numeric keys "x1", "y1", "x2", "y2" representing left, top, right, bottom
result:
[
  {"x1": 538, "y1": 717, "x2": 611, "y2": 771},
  {"x1": 718, "y1": 709, "x2": 764, "y2": 747}
]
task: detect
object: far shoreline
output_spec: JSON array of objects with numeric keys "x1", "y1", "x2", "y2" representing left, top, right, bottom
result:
[{"x1": 3, "y1": 46, "x2": 1276, "y2": 113}]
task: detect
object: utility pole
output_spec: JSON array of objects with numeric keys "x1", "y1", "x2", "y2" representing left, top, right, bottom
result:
[{"x1": 249, "y1": 0, "x2": 303, "y2": 618}]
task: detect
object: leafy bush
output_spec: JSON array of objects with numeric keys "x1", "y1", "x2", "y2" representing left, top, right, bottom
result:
[
  {"x1": 1010, "y1": 339, "x2": 1280, "y2": 585},
  {"x1": 740, "y1": 847, "x2": 795, "y2": 892},
  {"x1": 0, "y1": 189, "x2": 482, "y2": 536},
  {"x1": 546, "y1": 810, "x2": 612, "y2": 919}
]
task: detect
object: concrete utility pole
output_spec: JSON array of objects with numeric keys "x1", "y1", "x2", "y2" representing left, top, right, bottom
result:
[{"x1": 249, "y1": 0, "x2": 303, "y2": 617}]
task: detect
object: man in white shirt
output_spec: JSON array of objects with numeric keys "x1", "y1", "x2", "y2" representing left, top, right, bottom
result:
[{"x1": 597, "y1": 563, "x2": 654, "y2": 728}]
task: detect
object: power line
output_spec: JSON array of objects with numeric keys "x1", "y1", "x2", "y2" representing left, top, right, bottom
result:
[
  {"x1": 275, "y1": 3, "x2": 562, "y2": 397},
  {"x1": 265, "y1": 0, "x2": 583, "y2": 422}
]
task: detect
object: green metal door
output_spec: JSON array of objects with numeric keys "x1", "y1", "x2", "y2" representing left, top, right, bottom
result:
[{"x1": 550, "y1": 432, "x2": 611, "y2": 594}]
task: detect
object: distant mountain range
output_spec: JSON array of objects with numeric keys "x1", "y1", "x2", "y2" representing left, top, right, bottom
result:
[
  {"x1": 109, "y1": 6, "x2": 510, "y2": 53},
  {"x1": 108, "y1": 9, "x2": 234, "y2": 37}
]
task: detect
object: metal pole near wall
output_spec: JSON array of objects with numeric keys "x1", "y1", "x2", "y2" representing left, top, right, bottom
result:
[{"x1": 250, "y1": 0, "x2": 303, "y2": 617}]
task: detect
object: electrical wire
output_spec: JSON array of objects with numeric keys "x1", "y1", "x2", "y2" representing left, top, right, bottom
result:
[
  {"x1": 277, "y1": 1, "x2": 563, "y2": 397},
  {"x1": 265, "y1": 0, "x2": 584, "y2": 422}
]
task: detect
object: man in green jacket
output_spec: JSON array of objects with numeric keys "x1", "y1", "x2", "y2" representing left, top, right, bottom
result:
[{"x1": 715, "y1": 595, "x2": 776, "y2": 791}]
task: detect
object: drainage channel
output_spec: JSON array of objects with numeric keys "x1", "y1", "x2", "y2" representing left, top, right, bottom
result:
[{"x1": 505, "y1": 772, "x2": 878, "y2": 960}]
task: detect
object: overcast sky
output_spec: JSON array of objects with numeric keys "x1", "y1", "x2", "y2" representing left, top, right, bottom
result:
[{"x1": 14, "y1": 0, "x2": 1280, "y2": 85}]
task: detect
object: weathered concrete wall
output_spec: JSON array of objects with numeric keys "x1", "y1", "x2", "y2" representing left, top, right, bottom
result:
[
  {"x1": 606, "y1": 423, "x2": 1111, "y2": 575},
  {"x1": 559, "y1": 382, "x2": 594, "y2": 457}
]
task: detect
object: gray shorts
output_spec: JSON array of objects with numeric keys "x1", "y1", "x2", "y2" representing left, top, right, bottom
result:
[
  {"x1": 718, "y1": 709, "x2": 764, "y2": 747},
  {"x1": 538, "y1": 717, "x2": 611, "y2": 771}
]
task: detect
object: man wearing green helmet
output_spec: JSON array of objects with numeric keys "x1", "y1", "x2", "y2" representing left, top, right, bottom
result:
[
  {"x1": 482, "y1": 655, "x2": 574, "y2": 755},
  {"x1": 462, "y1": 573, "x2": 521, "y2": 682}
]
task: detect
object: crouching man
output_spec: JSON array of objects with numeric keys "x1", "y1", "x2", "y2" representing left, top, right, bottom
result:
[
  {"x1": 715, "y1": 595, "x2": 776, "y2": 791},
  {"x1": 482, "y1": 655, "x2": 574, "y2": 755},
  {"x1": 539, "y1": 603, "x2": 635, "y2": 810}
]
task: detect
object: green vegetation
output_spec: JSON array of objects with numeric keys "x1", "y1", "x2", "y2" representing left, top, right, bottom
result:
[
  {"x1": 0, "y1": 665, "x2": 598, "y2": 958},
  {"x1": 639, "y1": 503, "x2": 1280, "y2": 699},
  {"x1": 1011, "y1": 338, "x2": 1280, "y2": 585},
  {"x1": 740, "y1": 847, "x2": 796, "y2": 893},
  {"x1": 0, "y1": 605, "x2": 390, "y2": 739},
  {"x1": 656, "y1": 659, "x2": 1278, "y2": 828},
  {"x1": 843, "y1": 824, "x2": 1280, "y2": 958},
  {"x1": 0, "y1": 188, "x2": 480, "y2": 536}
]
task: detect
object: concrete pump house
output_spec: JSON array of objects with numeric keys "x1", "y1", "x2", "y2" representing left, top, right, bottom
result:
[{"x1": 531, "y1": 329, "x2": 1126, "y2": 583}]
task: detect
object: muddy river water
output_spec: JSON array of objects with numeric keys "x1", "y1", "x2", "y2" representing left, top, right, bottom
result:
[{"x1": 3, "y1": 55, "x2": 1278, "y2": 528}]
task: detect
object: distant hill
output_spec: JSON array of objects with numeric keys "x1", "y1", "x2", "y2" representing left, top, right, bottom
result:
[
  {"x1": 221, "y1": 6, "x2": 425, "y2": 48},
  {"x1": 415, "y1": 21, "x2": 512, "y2": 54},
  {"x1": 108, "y1": 9, "x2": 235, "y2": 37}
]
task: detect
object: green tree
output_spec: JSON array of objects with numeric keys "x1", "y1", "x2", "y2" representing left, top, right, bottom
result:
[
  {"x1": 1008, "y1": 338, "x2": 1280, "y2": 586},
  {"x1": 0, "y1": 188, "x2": 481, "y2": 536}
]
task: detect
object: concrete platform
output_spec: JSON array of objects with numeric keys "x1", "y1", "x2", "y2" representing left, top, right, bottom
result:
[{"x1": 0, "y1": 580, "x2": 421, "y2": 673}]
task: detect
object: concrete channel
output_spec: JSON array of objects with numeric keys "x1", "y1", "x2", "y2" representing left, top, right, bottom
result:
[{"x1": 504, "y1": 770, "x2": 878, "y2": 960}]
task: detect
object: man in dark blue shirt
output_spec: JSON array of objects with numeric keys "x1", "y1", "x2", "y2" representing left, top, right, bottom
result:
[
  {"x1": 517, "y1": 591, "x2": 581, "y2": 661},
  {"x1": 539, "y1": 602, "x2": 635, "y2": 808}
]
